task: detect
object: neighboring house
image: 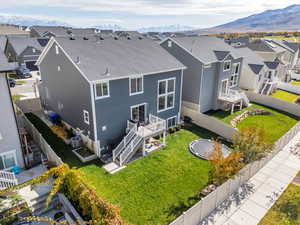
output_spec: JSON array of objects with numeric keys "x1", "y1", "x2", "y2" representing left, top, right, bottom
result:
[
  {"x1": 30, "y1": 26, "x2": 98, "y2": 38},
  {"x1": 277, "y1": 40, "x2": 300, "y2": 68},
  {"x1": 161, "y1": 36, "x2": 248, "y2": 114},
  {"x1": 225, "y1": 36, "x2": 250, "y2": 47},
  {"x1": 30, "y1": 26, "x2": 70, "y2": 38},
  {"x1": 235, "y1": 47, "x2": 279, "y2": 95},
  {"x1": 4, "y1": 37, "x2": 49, "y2": 71},
  {"x1": 36, "y1": 36, "x2": 185, "y2": 165},
  {"x1": 0, "y1": 51, "x2": 24, "y2": 170},
  {"x1": 0, "y1": 24, "x2": 29, "y2": 36},
  {"x1": 235, "y1": 47, "x2": 267, "y2": 93},
  {"x1": 247, "y1": 39, "x2": 293, "y2": 82}
]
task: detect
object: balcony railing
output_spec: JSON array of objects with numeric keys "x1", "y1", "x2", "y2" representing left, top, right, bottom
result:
[{"x1": 218, "y1": 89, "x2": 243, "y2": 103}]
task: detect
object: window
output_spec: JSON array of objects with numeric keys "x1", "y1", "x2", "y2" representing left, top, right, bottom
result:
[
  {"x1": 32, "y1": 48, "x2": 36, "y2": 53},
  {"x1": 204, "y1": 64, "x2": 211, "y2": 69},
  {"x1": 83, "y1": 110, "x2": 89, "y2": 125},
  {"x1": 167, "y1": 116, "x2": 177, "y2": 129},
  {"x1": 0, "y1": 151, "x2": 17, "y2": 170},
  {"x1": 95, "y1": 81, "x2": 110, "y2": 99},
  {"x1": 168, "y1": 40, "x2": 172, "y2": 48},
  {"x1": 223, "y1": 60, "x2": 231, "y2": 71},
  {"x1": 55, "y1": 45, "x2": 59, "y2": 55},
  {"x1": 130, "y1": 76, "x2": 143, "y2": 95},
  {"x1": 58, "y1": 102, "x2": 63, "y2": 111},
  {"x1": 158, "y1": 78, "x2": 175, "y2": 112},
  {"x1": 57, "y1": 66, "x2": 61, "y2": 71},
  {"x1": 229, "y1": 63, "x2": 240, "y2": 87}
]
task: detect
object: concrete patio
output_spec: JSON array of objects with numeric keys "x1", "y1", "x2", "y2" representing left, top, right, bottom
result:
[
  {"x1": 201, "y1": 131, "x2": 300, "y2": 225},
  {"x1": 16, "y1": 164, "x2": 47, "y2": 184}
]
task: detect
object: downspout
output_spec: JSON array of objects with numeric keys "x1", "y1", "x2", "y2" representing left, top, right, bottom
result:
[
  {"x1": 178, "y1": 69, "x2": 184, "y2": 123},
  {"x1": 199, "y1": 64, "x2": 204, "y2": 112},
  {"x1": 89, "y1": 82, "x2": 100, "y2": 157}
]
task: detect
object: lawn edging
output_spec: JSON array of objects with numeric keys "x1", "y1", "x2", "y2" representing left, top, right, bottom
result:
[
  {"x1": 245, "y1": 91, "x2": 300, "y2": 117},
  {"x1": 169, "y1": 121, "x2": 300, "y2": 225}
]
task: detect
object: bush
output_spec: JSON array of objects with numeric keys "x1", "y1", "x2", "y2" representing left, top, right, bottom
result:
[
  {"x1": 233, "y1": 127, "x2": 274, "y2": 164},
  {"x1": 50, "y1": 125, "x2": 70, "y2": 140},
  {"x1": 295, "y1": 97, "x2": 300, "y2": 105},
  {"x1": 208, "y1": 141, "x2": 244, "y2": 184}
]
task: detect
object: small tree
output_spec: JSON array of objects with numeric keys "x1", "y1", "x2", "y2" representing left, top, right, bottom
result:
[
  {"x1": 233, "y1": 127, "x2": 274, "y2": 164},
  {"x1": 208, "y1": 141, "x2": 244, "y2": 184}
]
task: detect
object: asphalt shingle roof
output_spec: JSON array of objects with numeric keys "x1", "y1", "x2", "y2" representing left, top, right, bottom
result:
[
  {"x1": 264, "y1": 61, "x2": 280, "y2": 70},
  {"x1": 171, "y1": 36, "x2": 241, "y2": 64},
  {"x1": 54, "y1": 37, "x2": 185, "y2": 81},
  {"x1": 31, "y1": 26, "x2": 69, "y2": 37},
  {"x1": 235, "y1": 47, "x2": 265, "y2": 75},
  {"x1": 247, "y1": 40, "x2": 275, "y2": 52},
  {"x1": 7, "y1": 37, "x2": 49, "y2": 55}
]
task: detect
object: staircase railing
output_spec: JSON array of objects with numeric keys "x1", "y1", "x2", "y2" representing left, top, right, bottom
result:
[
  {"x1": 119, "y1": 134, "x2": 143, "y2": 166},
  {"x1": 219, "y1": 89, "x2": 242, "y2": 102},
  {"x1": 239, "y1": 91, "x2": 250, "y2": 106},
  {"x1": 113, "y1": 124, "x2": 137, "y2": 161},
  {"x1": 0, "y1": 170, "x2": 18, "y2": 190}
]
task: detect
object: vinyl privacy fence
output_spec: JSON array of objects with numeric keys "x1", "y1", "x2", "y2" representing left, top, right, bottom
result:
[
  {"x1": 18, "y1": 111, "x2": 64, "y2": 166},
  {"x1": 169, "y1": 121, "x2": 300, "y2": 225}
]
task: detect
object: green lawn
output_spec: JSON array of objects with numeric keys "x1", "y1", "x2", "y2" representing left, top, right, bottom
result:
[
  {"x1": 207, "y1": 103, "x2": 299, "y2": 143},
  {"x1": 272, "y1": 90, "x2": 299, "y2": 103},
  {"x1": 25, "y1": 113, "x2": 217, "y2": 225},
  {"x1": 259, "y1": 183, "x2": 300, "y2": 225},
  {"x1": 16, "y1": 80, "x2": 26, "y2": 85},
  {"x1": 291, "y1": 81, "x2": 300, "y2": 86}
]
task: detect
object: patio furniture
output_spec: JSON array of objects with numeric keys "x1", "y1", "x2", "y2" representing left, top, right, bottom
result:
[{"x1": 11, "y1": 165, "x2": 22, "y2": 174}]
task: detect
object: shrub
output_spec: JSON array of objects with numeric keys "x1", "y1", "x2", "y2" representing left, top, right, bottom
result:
[
  {"x1": 295, "y1": 97, "x2": 300, "y2": 105},
  {"x1": 208, "y1": 141, "x2": 244, "y2": 184},
  {"x1": 233, "y1": 127, "x2": 274, "y2": 164},
  {"x1": 51, "y1": 125, "x2": 69, "y2": 140}
]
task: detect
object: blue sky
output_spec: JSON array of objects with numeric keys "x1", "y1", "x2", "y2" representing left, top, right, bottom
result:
[{"x1": 0, "y1": 0, "x2": 299, "y2": 29}]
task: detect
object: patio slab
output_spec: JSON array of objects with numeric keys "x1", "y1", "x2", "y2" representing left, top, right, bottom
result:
[{"x1": 16, "y1": 164, "x2": 47, "y2": 184}]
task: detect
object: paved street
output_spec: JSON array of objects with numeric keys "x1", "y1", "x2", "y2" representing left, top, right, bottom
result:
[{"x1": 201, "y1": 131, "x2": 300, "y2": 225}]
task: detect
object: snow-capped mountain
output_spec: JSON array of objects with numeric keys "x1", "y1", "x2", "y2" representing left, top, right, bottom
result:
[
  {"x1": 0, "y1": 15, "x2": 69, "y2": 27},
  {"x1": 93, "y1": 24, "x2": 125, "y2": 31},
  {"x1": 138, "y1": 25, "x2": 194, "y2": 33}
]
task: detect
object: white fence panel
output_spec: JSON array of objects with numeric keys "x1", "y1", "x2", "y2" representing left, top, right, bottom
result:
[
  {"x1": 184, "y1": 201, "x2": 203, "y2": 225},
  {"x1": 169, "y1": 215, "x2": 184, "y2": 225},
  {"x1": 277, "y1": 82, "x2": 300, "y2": 95}
]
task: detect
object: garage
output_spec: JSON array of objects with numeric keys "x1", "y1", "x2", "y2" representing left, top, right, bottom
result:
[{"x1": 25, "y1": 61, "x2": 38, "y2": 71}]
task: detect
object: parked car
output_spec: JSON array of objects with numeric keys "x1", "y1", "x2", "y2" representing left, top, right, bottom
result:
[
  {"x1": 16, "y1": 67, "x2": 32, "y2": 79},
  {"x1": 8, "y1": 78, "x2": 16, "y2": 87}
]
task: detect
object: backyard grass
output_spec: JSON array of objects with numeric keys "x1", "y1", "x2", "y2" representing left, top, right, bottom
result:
[
  {"x1": 272, "y1": 90, "x2": 299, "y2": 103},
  {"x1": 259, "y1": 183, "x2": 300, "y2": 225},
  {"x1": 25, "y1": 113, "x2": 217, "y2": 225},
  {"x1": 16, "y1": 80, "x2": 26, "y2": 85},
  {"x1": 291, "y1": 81, "x2": 300, "y2": 86},
  {"x1": 206, "y1": 103, "x2": 299, "y2": 143}
]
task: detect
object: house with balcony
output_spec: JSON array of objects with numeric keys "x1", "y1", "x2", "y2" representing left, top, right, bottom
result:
[
  {"x1": 161, "y1": 36, "x2": 249, "y2": 114},
  {"x1": 36, "y1": 36, "x2": 185, "y2": 166},
  {"x1": 247, "y1": 39, "x2": 294, "y2": 82},
  {"x1": 0, "y1": 51, "x2": 25, "y2": 176}
]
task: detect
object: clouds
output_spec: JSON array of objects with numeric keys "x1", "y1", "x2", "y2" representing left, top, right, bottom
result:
[{"x1": 0, "y1": 0, "x2": 299, "y2": 28}]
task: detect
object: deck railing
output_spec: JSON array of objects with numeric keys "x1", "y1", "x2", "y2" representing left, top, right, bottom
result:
[
  {"x1": 0, "y1": 170, "x2": 18, "y2": 190},
  {"x1": 218, "y1": 89, "x2": 242, "y2": 103}
]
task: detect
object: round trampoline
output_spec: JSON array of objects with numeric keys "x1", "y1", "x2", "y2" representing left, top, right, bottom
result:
[{"x1": 189, "y1": 139, "x2": 231, "y2": 160}]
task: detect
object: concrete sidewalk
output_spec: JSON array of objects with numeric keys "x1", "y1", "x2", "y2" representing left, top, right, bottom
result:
[{"x1": 201, "y1": 132, "x2": 300, "y2": 225}]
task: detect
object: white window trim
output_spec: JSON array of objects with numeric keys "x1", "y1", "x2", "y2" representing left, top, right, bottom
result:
[
  {"x1": 168, "y1": 40, "x2": 172, "y2": 47},
  {"x1": 83, "y1": 110, "x2": 90, "y2": 125},
  {"x1": 94, "y1": 80, "x2": 110, "y2": 100},
  {"x1": 0, "y1": 150, "x2": 17, "y2": 169},
  {"x1": 167, "y1": 116, "x2": 177, "y2": 129},
  {"x1": 157, "y1": 77, "x2": 176, "y2": 113},
  {"x1": 220, "y1": 78, "x2": 229, "y2": 96},
  {"x1": 223, "y1": 60, "x2": 231, "y2": 72},
  {"x1": 130, "y1": 103, "x2": 147, "y2": 121},
  {"x1": 229, "y1": 62, "x2": 240, "y2": 88},
  {"x1": 58, "y1": 65, "x2": 61, "y2": 71},
  {"x1": 129, "y1": 75, "x2": 144, "y2": 96}
]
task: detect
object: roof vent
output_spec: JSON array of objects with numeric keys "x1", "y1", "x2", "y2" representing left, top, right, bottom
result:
[
  {"x1": 75, "y1": 56, "x2": 80, "y2": 64},
  {"x1": 138, "y1": 37, "x2": 143, "y2": 40},
  {"x1": 101, "y1": 68, "x2": 110, "y2": 76},
  {"x1": 127, "y1": 36, "x2": 131, "y2": 40},
  {"x1": 83, "y1": 37, "x2": 89, "y2": 40}
]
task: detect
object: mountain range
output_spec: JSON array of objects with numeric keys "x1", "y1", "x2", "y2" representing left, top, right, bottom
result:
[
  {"x1": 198, "y1": 4, "x2": 300, "y2": 33},
  {"x1": 0, "y1": 15, "x2": 69, "y2": 27}
]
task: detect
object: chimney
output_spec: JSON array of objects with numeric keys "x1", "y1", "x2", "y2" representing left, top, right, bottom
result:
[{"x1": 75, "y1": 56, "x2": 80, "y2": 64}]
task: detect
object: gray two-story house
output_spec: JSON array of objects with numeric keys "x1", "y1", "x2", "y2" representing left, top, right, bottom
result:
[
  {"x1": 4, "y1": 37, "x2": 49, "y2": 71},
  {"x1": 161, "y1": 36, "x2": 247, "y2": 114},
  {"x1": 0, "y1": 52, "x2": 24, "y2": 170},
  {"x1": 36, "y1": 36, "x2": 185, "y2": 165}
]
